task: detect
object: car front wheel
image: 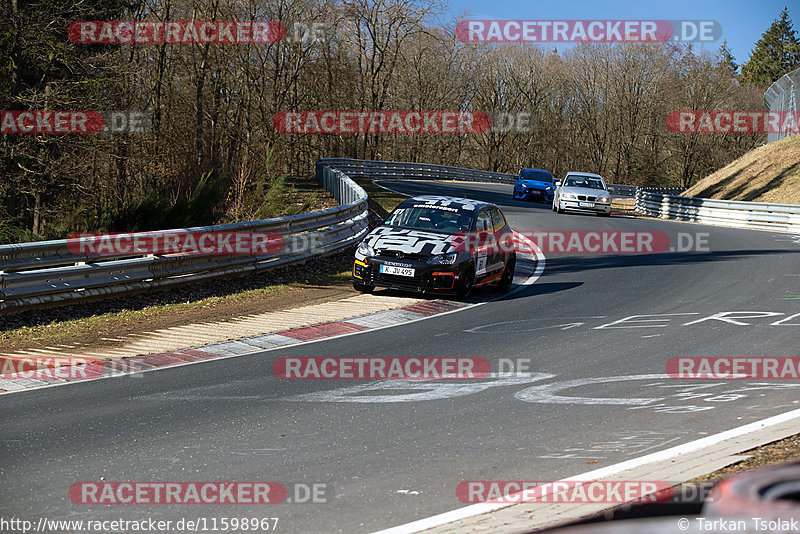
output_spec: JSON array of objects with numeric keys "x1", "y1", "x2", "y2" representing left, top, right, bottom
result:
[
  {"x1": 495, "y1": 254, "x2": 516, "y2": 293},
  {"x1": 456, "y1": 264, "x2": 475, "y2": 299},
  {"x1": 352, "y1": 281, "x2": 375, "y2": 293}
]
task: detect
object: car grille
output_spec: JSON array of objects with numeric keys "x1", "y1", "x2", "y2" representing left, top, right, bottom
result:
[
  {"x1": 376, "y1": 250, "x2": 428, "y2": 261},
  {"x1": 366, "y1": 271, "x2": 429, "y2": 292},
  {"x1": 577, "y1": 195, "x2": 597, "y2": 201}
]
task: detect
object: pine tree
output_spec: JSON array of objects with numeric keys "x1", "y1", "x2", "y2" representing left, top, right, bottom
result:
[
  {"x1": 740, "y1": 7, "x2": 800, "y2": 87},
  {"x1": 716, "y1": 39, "x2": 739, "y2": 79}
]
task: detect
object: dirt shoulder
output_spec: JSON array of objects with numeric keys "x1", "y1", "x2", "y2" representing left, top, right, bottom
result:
[
  {"x1": 690, "y1": 431, "x2": 800, "y2": 485},
  {"x1": 683, "y1": 136, "x2": 800, "y2": 204}
]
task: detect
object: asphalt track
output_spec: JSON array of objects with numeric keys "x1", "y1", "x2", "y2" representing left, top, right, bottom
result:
[{"x1": 2, "y1": 180, "x2": 800, "y2": 533}]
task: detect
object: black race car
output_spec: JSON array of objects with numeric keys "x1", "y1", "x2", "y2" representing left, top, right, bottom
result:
[{"x1": 352, "y1": 195, "x2": 517, "y2": 299}]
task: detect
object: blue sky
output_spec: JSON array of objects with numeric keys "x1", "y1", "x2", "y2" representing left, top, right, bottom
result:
[{"x1": 443, "y1": 0, "x2": 796, "y2": 67}]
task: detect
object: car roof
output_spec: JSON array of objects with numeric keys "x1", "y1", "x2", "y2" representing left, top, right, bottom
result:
[
  {"x1": 563, "y1": 172, "x2": 604, "y2": 179},
  {"x1": 520, "y1": 168, "x2": 552, "y2": 174},
  {"x1": 404, "y1": 195, "x2": 498, "y2": 211}
]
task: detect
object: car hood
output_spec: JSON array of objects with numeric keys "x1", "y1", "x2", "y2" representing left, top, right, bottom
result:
[
  {"x1": 560, "y1": 186, "x2": 609, "y2": 197},
  {"x1": 362, "y1": 226, "x2": 458, "y2": 256}
]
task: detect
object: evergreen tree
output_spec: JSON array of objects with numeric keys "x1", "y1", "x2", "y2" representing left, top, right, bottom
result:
[
  {"x1": 716, "y1": 39, "x2": 739, "y2": 80},
  {"x1": 0, "y1": 0, "x2": 131, "y2": 235},
  {"x1": 740, "y1": 7, "x2": 800, "y2": 87}
]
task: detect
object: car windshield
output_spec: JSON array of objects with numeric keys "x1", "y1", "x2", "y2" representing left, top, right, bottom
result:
[
  {"x1": 520, "y1": 169, "x2": 553, "y2": 182},
  {"x1": 563, "y1": 176, "x2": 605, "y2": 189},
  {"x1": 384, "y1": 205, "x2": 474, "y2": 233}
]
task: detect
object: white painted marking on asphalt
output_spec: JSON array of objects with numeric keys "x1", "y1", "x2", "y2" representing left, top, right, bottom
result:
[
  {"x1": 594, "y1": 313, "x2": 699, "y2": 329},
  {"x1": 514, "y1": 374, "x2": 668, "y2": 406},
  {"x1": 537, "y1": 431, "x2": 687, "y2": 459},
  {"x1": 683, "y1": 311, "x2": 784, "y2": 326},
  {"x1": 371, "y1": 406, "x2": 800, "y2": 534},
  {"x1": 771, "y1": 312, "x2": 800, "y2": 325},
  {"x1": 773, "y1": 234, "x2": 800, "y2": 246},
  {"x1": 280, "y1": 373, "x2": 555, "y2": 404},
  {"x1": 464, "y1": 316, "x2": 606, "y2": 334}
]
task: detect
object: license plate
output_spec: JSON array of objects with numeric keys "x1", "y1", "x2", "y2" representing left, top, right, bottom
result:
[
  {"x1": 380, "y1": 265, "x2": 415, "y2": 277},
  {"x1": 579, "y1": 201, "x2": 595, "y2": 208}
]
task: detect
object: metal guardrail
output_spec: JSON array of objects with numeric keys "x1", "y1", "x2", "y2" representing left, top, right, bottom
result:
[
  {"x1": 0, "y1": 163, "x2": 369, "y2": 313},
  {"x1": 635, "y1": 190, "x2": 800, "y2": 232},
  {"x1": 0, "y1": 159, "x2": 522, "y2": 313},
  {"x1": 318, "y1": 158, "x2": 641, "y2": 198},
  {"x1": 0, "y1": 156, "x2": 700, "y2": 313},
  {"x1": 639, "y1": 187, "x2": 686, "y2": 196},
  {"x1": 764, "y1": 67, "x2": 800, "y2": 143},
  {"x1": 606, "y1": 184, "x2": 639, "y2": 198},
  {"x1": 317, "y1": 158, "x2": 517, "y2": 184}
]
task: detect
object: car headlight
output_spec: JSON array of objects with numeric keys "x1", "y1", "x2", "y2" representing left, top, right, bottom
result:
[
  {"x1": 563, "y1": 193, "x2": 577, "y2": 200},
  {"x1": 428, "y1": 252, "x2": 458, "y2": 265},
  {"x1": 356, "y1": 241, "x2": 375, "y2": 258},
  {"x1": 599, "y1": 196, "x2": 610, "y2": 203},
  {"x1": 546, "y1": 186, "x2": 554, "y2": 191}
]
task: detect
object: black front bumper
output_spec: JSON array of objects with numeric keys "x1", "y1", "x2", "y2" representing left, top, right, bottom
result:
[
  {"x1": 352, "y1": 256, "x2": 463, "y2": 294},
  {"x1": 517, "y1": 188, "x2": 554, "y2": 202}
]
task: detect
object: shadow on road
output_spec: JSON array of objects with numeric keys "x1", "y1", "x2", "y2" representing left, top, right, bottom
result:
[
  {"x1": 373, "y1": 280, "x2": 582, "y2": 304},
  {"x1": 541, "y1": 248, "x2": 799, "y2": 276}
]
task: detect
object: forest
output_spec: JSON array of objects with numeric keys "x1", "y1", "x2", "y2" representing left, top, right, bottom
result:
[{"x1": 1, "y1": 0, "x2": 798, "y2": 241}]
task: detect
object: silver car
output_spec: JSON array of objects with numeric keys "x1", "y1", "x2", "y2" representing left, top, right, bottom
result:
[{"x1": 553, "y1": 172, "x2": 612, "y2": 216}]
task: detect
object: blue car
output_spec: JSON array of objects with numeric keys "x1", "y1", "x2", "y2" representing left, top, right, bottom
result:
[{"x1": 513, "y1": 168, "x2": 555, "y2": 203}]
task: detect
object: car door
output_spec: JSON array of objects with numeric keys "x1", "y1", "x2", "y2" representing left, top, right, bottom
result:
[
  {"x1": 489, "y1": 207, "x2": 511, "y2": 272},
  {"x1": 474, "y1": 209, "x2": 492, "y2": 276}
]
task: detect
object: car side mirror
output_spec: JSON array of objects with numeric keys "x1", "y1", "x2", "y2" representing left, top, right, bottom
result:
[{"x1": 554, "y1": 181, "x2": 561, "y2": 187}]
